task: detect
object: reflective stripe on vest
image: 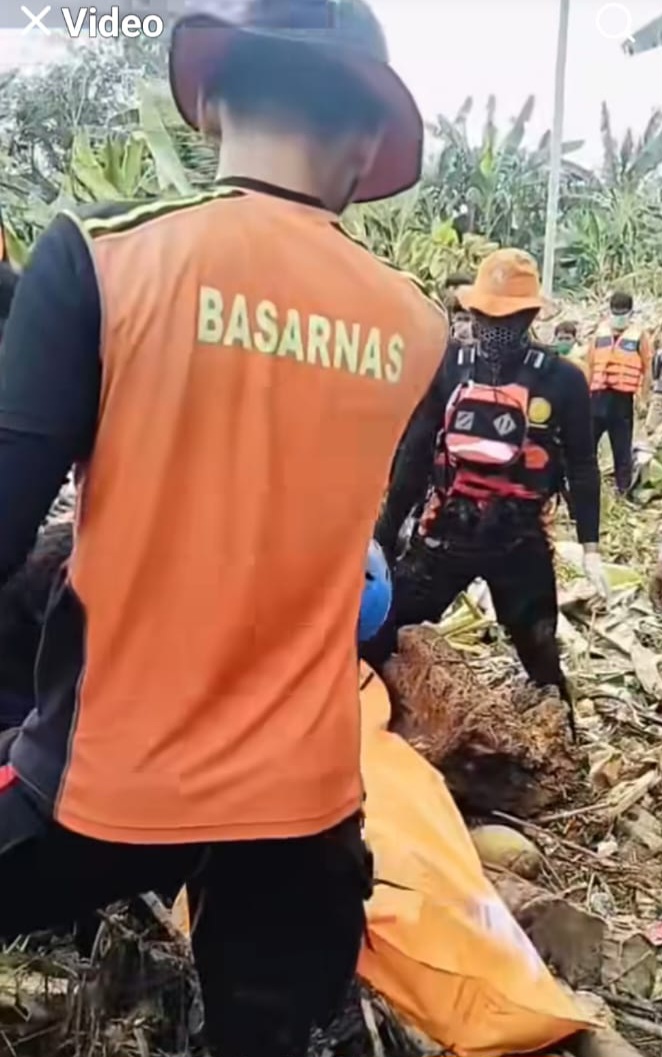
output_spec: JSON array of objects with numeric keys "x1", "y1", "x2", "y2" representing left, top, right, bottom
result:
[{"x1": 591, "y1": 323, "x2": 643, "y2": 394}]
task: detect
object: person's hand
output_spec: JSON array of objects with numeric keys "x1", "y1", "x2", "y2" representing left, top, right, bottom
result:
[
  {"x1": 651, "y1": 561, "x2": 662, "y2": 612},
  {"x1": 582, "y1": 548, "x2": 610, "y2": 605}
]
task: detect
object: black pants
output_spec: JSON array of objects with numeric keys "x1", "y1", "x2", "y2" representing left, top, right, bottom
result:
[
  {"x1": 592, "y1": 395, "x2": 634, "y2": 494},
  {"x1": 0, "y1": 775, "x2": 369, "y2": 1057},
  {"x1": 363, "y1": 532, "x2": 570, "y2": 710}
]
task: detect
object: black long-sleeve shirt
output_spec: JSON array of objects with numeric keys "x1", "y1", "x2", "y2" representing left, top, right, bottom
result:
[
  {"x1": 0, "y1": 215, "x2": 101, "y2": 586},
  {"x1": 379, "y1": 342, "x2": 601, "y2": 549}
]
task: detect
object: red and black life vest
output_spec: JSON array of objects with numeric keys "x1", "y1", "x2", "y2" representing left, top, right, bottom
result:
[{"x1": 422, "y1": 346, "x2": 556, "y2": 528}]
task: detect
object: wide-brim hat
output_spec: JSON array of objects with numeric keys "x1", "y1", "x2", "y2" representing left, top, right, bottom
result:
[
  {"x1": 457, "y1": 249, "x2": 549, "y2": 318},
  {"x1": 169, "y1": 0, "x2": 424, "y2": 204}
]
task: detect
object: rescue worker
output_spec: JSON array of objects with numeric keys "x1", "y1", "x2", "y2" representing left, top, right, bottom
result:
[
  {"x1": 0, "y1": 524, "x2": 392, "y2": 955},
  {"x1": 588, "y1": 292, "x2": 652, "y2": 494},
  {"x1": 366, "y1": 249, "x2": 607, "y2": 732},
  {"x1": 0, "y1": 3, "x2": 445, "y2": 1055},
  {"x1": 552, "y1": 320, "x2": 588, "y2": 379}
]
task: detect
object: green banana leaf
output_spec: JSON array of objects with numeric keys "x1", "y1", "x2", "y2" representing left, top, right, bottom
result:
[
  {"x1": 138, "y1": 86, "x2": 193, "y2": 197},
  {"x1": 632, "y1": 453, "x2": 662, "y2": 503},
  {"x1": 70, "y1": 131, "x2": 126, "y2": 201},
  {"x1": 2, "y1": 221, "x2": 29, "y2": 268},
  {"x1": 121, "y1": 136, "x2": 147, "y2": 196},
  {"x1": 604, "y1": 564, "x2": 643, "y2": 590}
]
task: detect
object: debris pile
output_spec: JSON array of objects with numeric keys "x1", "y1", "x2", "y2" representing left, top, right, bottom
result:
[
  {"x1": 2, "y1": 477, "x2": 662, "y2": 1054},
  {"x1": 0, "y1": 907, "x2": 441, "y2": 1057},
  {"x1": 383, "y1": 623, "x2": 582, "y2": 816}
]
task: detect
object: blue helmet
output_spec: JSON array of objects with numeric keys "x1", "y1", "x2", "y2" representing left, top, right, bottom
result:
[{"x1": 359, "y1": 540, "x2": 392, "y2": 643}]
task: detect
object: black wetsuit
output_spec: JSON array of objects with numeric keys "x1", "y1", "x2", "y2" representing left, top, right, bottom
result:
[{"x1": 365, "y1": 342, "x2": 600, "y2": 718}]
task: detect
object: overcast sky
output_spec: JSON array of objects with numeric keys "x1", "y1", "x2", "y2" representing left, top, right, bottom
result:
[
  {"x1": 1, "y1": 0, "x2": 662, "y2": 166},
  {"x1": 372, "y1": 0, "x2": 662, "y2": 165}
]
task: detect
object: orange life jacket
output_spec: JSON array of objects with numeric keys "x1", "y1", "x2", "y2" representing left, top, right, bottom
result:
[
  {"x1": 423, "y1": 347, "x2": 552, "y2": 520},
  {"x1": 590, "y1": 322, "x2": 643, "y2": 394}
]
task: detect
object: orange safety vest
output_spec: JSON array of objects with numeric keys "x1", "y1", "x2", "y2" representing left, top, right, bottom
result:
[
  {"x1": 29, "y1": 186, "x2": 445, "y2": 844},
  {"x1": 590, "y1": 322, "x2": 643, "y2": 394}
]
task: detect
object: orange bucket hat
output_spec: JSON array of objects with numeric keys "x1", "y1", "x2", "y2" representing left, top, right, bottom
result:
[{"x1": 457, "y1": 249, "x2": 546, "y2": 318}]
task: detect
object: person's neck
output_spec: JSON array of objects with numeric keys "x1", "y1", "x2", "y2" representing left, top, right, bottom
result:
[{"x1": 217, "y1": 132, "x2": 330, "y2": 208}]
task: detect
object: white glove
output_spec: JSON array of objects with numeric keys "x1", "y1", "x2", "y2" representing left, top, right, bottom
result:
[{"x1": 583, "y1": 550, "x2": 610, "y2": 604}]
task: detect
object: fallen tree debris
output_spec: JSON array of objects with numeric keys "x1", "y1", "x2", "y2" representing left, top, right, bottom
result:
[
  {"x1": 1, "y1": 480, "x2": 662, "y2": 1055},
  {"x1": 487, "y1": 869, "x2": 605, "y2": 989},
  {"x1": 383, "y1": 624, "x2": 584, "y2": 817},
  {"x1": 489, "y1": 868, "x2": 656, "y2": 998},
  {"x1": 570, "y1": 992, "x2": 646, "y2": 1057}
]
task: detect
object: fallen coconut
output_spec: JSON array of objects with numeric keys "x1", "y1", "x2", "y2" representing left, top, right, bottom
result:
[{"x1": 470, "y1": 824, "x2": 543, "y2": 880}]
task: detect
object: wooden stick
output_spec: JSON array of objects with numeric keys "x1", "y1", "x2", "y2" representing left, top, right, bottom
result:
[
  {"x1": 489, "y1": 810, "x2": 641, "y2": 870},
  {"x1": 615, "y1": 1013, "x2": 662, "y2": 1042},
  {"x1": 360, "y1": 997, "x2": 386, "y2": 1057}
]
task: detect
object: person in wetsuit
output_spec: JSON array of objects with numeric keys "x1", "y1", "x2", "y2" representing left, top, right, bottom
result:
[{"x1": 367, "y1": 249, "x2": 608, "y2": 732}]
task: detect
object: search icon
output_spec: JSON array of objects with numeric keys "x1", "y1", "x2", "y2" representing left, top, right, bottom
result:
[{"x1": 596, "y1": 2, "x2": 635, "y2": 43}]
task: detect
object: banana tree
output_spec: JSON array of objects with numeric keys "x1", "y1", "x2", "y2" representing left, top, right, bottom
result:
[
  {"x1": 424, "y1": 96, "x2": 583, "y2": 250},
  {"x1": 66, "y1": 85, "x2": 195, "y2": 201},
  {"x1": 555, "y1": 102, "x2": 662, "y2": 292},
  {"x1": 1, "y1": 99, "x2": 197, "y2": 262},
  {"x1": 343, "y1": 188, "x2": 498, "y2": 294},
  {"x1": 138, "y1": 80, "x2": 218, "y2": 187},
  {"x1": 598, "y1": 103, "x2": 662, "y2": 189}
]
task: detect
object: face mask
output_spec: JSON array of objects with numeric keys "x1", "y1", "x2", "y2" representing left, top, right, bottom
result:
[
  {"x1": 474, "y1": 315, "x2": 531, "y2": 365},
  {"x1": 555, "y1": 339, "x2": 574, "y2": 356},
  {"x1": 611, "y1": 313, "x2": 630, "y2": 333}
]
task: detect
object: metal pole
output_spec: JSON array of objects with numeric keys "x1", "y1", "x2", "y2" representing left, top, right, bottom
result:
[{"x1": 542, "y1": 0, "x2": 570, "y2": 297}]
